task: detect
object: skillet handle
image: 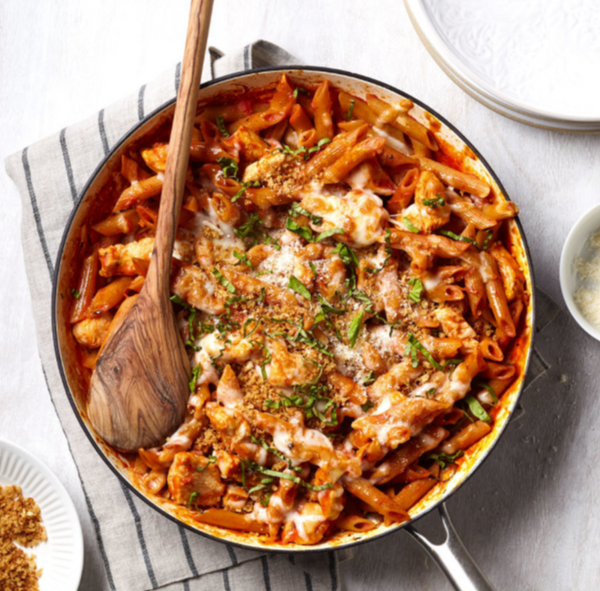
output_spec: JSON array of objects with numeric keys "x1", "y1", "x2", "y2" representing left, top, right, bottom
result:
[{"x1": 405, "y1": 503, "x2": 496, "y2": 591}]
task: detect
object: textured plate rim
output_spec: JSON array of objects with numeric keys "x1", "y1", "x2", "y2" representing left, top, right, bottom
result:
[
  {"x1": 404, "y1": 0, "x2": 600, "y2": 127},
  {"x1": 0, "y1": 438, "x2": 84, "y2": 591}
]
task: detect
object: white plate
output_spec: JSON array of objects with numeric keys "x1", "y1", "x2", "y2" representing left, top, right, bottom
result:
[
  {"x1": 0, "y1": 439, "x2": 83, "y2": 591},
  {"x1": 404, "y1": 0, "x2": 600, "y2": 132}
]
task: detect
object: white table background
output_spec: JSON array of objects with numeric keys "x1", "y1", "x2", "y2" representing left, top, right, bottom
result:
[{"x1": 1, "y1": 1, "x2": 599, "y2": 589}]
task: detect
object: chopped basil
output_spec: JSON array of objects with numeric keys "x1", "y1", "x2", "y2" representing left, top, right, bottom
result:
[
  {"x1": 242, "y1": 457, "x2": 334, "y2": 491},
  {"x1": 333, "y1": 242, "x2": 359, "y2": 267},
  {"x1": 474, "y1": 380, "x2": 498, "y2": 405},
  {"x1": 408, "y1": 277, "x2": 424, "y2": 303},
  {"x1": 317, "y1": 294, "x2": 345, "y2": 315},
  {"x1": 402, "y1": 217, "x2": 421, "y2": 233},
  {"x1": 464, "y1": 395, "x2": 492, "y2": 423},
  {"x1": 231, "y1": 180, "x2": 260, "y2": 203},
  {"x1": 427, "y1": 450, "x2": 463, "y2": 470},
  {"x1": 367, "y1": 228, "x2": 392, "y2": 274},
  {"x1": 422, "y1": 194, "x2": 445, "y2": 208},
  {"x1": 212, "y1": 267, "x2": 236, "y2": 293},
  {"x1": 288, "y1": 275, "x2": 311, "y2": 300},
  {"x1": 186, "y1": 491, "x2": 199, "y2": 509},
  {"x1": 233, "y1": 250, "x2": 254, "y2": 269},
  {"x1": 345, "y1": 98, "x2": 356, "y2": 121},
  {"x1": 351, "y1": 290, "x2": 374, "y2": 313},
  {"x1": 242, "y1": 318, "x2": 261, "y2": 338},
  {"x1": 289, "y1": 202, "x2": 323, "y2": 225},
  {"x1": 293, "y1": 87, "x2": 310, "y2": 99},
  {"x1": 415, "y1": 387, "x2": 436, "y2": 399},
  {"x1": 439, "y1": 229, "x2": 476, "y2": 246},
  {"x1": 250, "y1": 435, "x2": 300, "y2": 472},
  {"x1": 170, "y1": 294, "x2": 189, "y2": 307},
  {"x1": 196, "y1": 455, "x2": 217, "y2": 472},
  {"x1": 361, "y1": 400, "x2": 374, "y2": 412},
  {"x1": 316, "y1": 227, "x2": 344, "y2": 242},
  {"x1": 362, "y1": 372, "x2": 377, "y2": 387},
  {"x1": 442, "y1": 358, "x2": 463, "y2": 369},
  {"x1": 71, "y1": 288, "x2": 80, "y2": 299},
  {"x1": 306, "y1": 137, "x2": 331, "y2": 159},
  {"x1": 348, "y1": 310, "x2": 365, "y2": 348},
  {"x1": 286, "y1": 217, "x2": 315, "y2": 241},
  {"x1": 280, "y1": 144, "x2": 307, "y2": 158},
  {"x1": 189, "y1": 365, "x2": 202, "y2": 393},
  {"x1": 256, "y1": 270, "x2": 273, "y2": 276},
  {"x1": 216, "y1": 116, "x2": 229, "y2": 138},
  {"x1": 216, "y1": 157, "x2": 238, "y2": 179},
  {"x1": 482, "y1": 229, "x2": 494, "y2": 250},
  {"x1": 309, "y1": 261, "x2": 318, "y2": 277},
  {"x1": 405, "y1": 332, "x2": 443, "y2": 370},
  {"x1": 250, "y1": 340, "x2": 271, "y2": 380}
]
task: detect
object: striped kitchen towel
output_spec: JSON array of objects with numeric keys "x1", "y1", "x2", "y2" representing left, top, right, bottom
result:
[{"x1": 5, "y1": 41, "x2": 347, "y2": 591}]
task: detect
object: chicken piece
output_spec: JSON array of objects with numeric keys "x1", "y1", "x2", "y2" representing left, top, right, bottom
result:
[
  {"x1": 223, "y1": 484, "x2": 249, "y2": 511},
  {"x1": 435, "y1": 305, "x2": 476, "y2": 340},
  {"x1": 72, "y1": 312, "x2": 113, "y2": 348},
  {"x1": 300, "y1": 189, "x2": 388, "y2": 248},
  {"x1": 242, "y1": 150, "x2": 287, "y2": 184},
  {"x1": 205, "y1": 401, "x2": 251, "y2": 444},
  {"x1": 216, "y1": 365, "x2": 244, "y2": 409},
  {"x1": 401, "y1": 171, "x2": 451, "y2": 234},
  {"x1": 171, "y1": 263, "x2": 226, "y2": 315},
  {"x1": 198, "y1": 331, "x2": 262, "y2": 365},
  {"x1": 281, "y1": 502, "x2": 329, "y2": 545},
  {"x1": 167, "y1": 452, "x2": 225, "y2": 507},
  {"x1": 316, "y1": 251, "x2": 346, "y2": 300},
  {"x1": 216, "y1": 450, "x2": 241, "y2": 480},
  {"x1": 266, "y1": 340, "x2": 321, "y2": 387},
  {"x1": 98, "y1": 236, "x2": 154, "y2": 277},
  {"x1": 141, "y1": 143, "x2": 168, "y2": 173}
]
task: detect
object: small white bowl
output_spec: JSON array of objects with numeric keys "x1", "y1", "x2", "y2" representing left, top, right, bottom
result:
[{"x1": 560, "y1": 203, "x2": 600, "y2": 341}]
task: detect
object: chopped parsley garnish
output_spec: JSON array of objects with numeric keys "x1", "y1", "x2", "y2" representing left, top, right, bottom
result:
[
  {"x1": 216, "y1": 157, "x2": 238, "y2": 179},
  {"x1": 408, "y1": 277, "x2": 424, "y2": 303},
  {"x1": 345, "y1": 98, "x2": 356, "y2": 121},
  {"x1": 348, "y1": 310, "x2": 365, "y2": 348},
  {"x1": 264, "y1": 383, "x2": 338, "y2": 426},
  {"x1": 189, "y1": 365, "x2": 202, "y2": 393},
  {"x1": 402, "y1": 217, "x2": 421, "y2": 233},
  {"x1": 216, "y1": 116, "x2": 229, "y2": 138},
  {"x1": 439, "y1": 229, "x2": 476, "y2": 246},
  {"x1": 289, "y1": 202, "x2": 323, "y2": 225},
  {"x1": 422, "y1": 194, "x2": 445, "y2": 208},
  {"x1": 71, "y1": 288, "x2": 80, "y2": 299},
  {"x1": 212, "y1": 267, "x2": 236, "y2": 293},
  {"x1": 288, "y1": 275, "x2": 311, "y2": 300},
  {"x1": 196, "y1": 455, "x2": 217, "y2": 472},
  {"x1": 404, "y1": 332, "x2": 443, "y2": 370},
  {"x1": 233, "y1": 250, "x2": 254, "y2": 269}
]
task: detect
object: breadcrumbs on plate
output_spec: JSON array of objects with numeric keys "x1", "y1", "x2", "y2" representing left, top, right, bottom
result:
[{"x1": 0, "y1": 485, "x2": 47, "y2": 591}]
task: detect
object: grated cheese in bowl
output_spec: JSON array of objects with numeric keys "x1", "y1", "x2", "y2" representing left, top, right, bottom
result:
[{"x1": 573, "y1": 230, "x2": 600, "y2": 327}]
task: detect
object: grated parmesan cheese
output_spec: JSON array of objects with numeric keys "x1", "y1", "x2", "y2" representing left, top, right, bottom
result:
[
  {"x1": 256, "y1": 241, "x2": 300, "y2": 289},
  {"x1": 572, "y1": 230, "x2": 600, "y2": 327}
]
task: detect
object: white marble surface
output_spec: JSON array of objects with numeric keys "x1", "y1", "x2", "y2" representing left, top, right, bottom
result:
[{"x1": 1, "y1": 1, "x2": 599, "y2": 589}]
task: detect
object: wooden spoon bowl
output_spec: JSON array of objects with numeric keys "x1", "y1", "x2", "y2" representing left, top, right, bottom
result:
[{"x1": 88, "y1": 0, "x2": 214, "y2": 451}]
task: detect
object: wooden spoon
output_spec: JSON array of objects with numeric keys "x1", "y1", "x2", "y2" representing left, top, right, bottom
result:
[{"x1": 88, "y1": 0, "x2": 214, "y2": 452}]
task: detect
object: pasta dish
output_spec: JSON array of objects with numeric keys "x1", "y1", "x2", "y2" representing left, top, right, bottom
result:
[{"x1": 69, "y1": 74, "x2": 527, "y2": 545}]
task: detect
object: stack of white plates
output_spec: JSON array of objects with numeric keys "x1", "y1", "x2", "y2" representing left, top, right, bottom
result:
[{"x1": 404, "y1": 0, "x2": 600, "y2": 132}]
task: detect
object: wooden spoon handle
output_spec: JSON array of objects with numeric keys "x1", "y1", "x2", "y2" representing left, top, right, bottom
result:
[{"x1": 148, "y1": 0, "x2": 214, "y2": 300}]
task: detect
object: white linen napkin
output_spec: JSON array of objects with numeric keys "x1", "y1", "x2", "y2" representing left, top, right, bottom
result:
[{"x1": 5, "y1": 40, "x2": 347, "y2": 591}]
